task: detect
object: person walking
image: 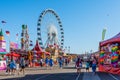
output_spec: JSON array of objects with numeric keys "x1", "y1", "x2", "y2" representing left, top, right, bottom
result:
[
  {"x1": 5, "y1": 57, "x2": 11, "y2": 75},
  {"x1": 45, "y1": 57, "x2": 49, "y2": 69},
  {"x1": 92, "y1": 59, "x2": 97, "y2": 75},
  {"x1": 65, "y1": 58, "x2": 68, "y2": 66},
  {"x1": 20, "y1": 56, "x2": 25, "y2": 75},
  {"x1": 10, "y1": 58, "x2": 16, "y2": 75},
  {"x1": 85, "y1": 61, "x2": 90, "y2": 72},
  {"x1": 75, "y1": 58, "x2": 82, "y2": 73},
  {"x1": 6, "y1": 60, "x2": 11, "y2": 75},
  {"x1": 49, "y1": 57, "x2": 54, "y2": 69},
  {"x1": 39, "y1": 58, "x2": 43, "y2": 67},
  {"x1": 16, "y1": 61, "x2": 20, "y2": 75},
  {"x1": 58, "y1": 57, "x2": 63, "y2": 69}
]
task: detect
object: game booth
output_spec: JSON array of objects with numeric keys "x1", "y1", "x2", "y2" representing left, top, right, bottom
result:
[
  {"x1": 99, "y1": 33, "x2": 120, "y2": 74},
  {"x1": 30, "y1": 40, "x2": 51, "y2": 67}
]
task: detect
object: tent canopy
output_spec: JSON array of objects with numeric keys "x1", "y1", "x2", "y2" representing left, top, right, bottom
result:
[
  {"x1": 100, "y1": 32, "x2": 120, "y2": 47},
  {"x1": 6, "y1": 52, "x2": 20, "y2": 57},
  {"x1": 0, "y1": 52, "x2": 7, "y2": 54},
  {"x1": 32, "y1": 40, "x2": 43, "y2": 53},
  {"x1": 32, "y1": 40, "x2": 51, "y2": 55}
]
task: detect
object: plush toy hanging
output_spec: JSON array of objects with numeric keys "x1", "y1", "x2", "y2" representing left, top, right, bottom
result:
[
  {"x1": 111, "y1": 46, "x2": 119, "y2": 67},
  {"x1": 100, "y1": 51, "x2": 105, "y2": 65}
]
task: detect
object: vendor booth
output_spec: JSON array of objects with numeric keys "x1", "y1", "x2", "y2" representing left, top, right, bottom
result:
[
  {"x1": 30, "y1": 40, "x2": 50, "y2": 67},
  {"x1": 99, "y1": 33, "x2": 120, "y2": 74}
]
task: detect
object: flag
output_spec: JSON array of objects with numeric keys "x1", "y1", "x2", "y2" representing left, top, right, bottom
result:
[
  {"x1": 1, "y1": 21, "x2": 6, "y2": 23},
  {"x1": 6, "y1": 31, "x2": 10, "y2": 36},
  {"x1": 16, "y1": 33, "x2": 18, "y2": 36},
  {"x1": 102, "y1": 28, "x2": 106, "y2": 40}
]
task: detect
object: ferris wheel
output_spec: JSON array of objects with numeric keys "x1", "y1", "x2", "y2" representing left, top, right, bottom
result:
[{"x1": 37, "y1": 9, "x2": 64, "y2": 49}]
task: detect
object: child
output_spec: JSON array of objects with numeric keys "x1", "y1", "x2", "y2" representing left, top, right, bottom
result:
[
  {"x1": 16, "y1": 61, "x2": 20, "y2": 75},
  {"x1": 39, "y1": 58, "x2": 43, "y2": 67},
  {"x1": 86, "y1": 61, "x2": 90, "y2": 72},
  {"x1": 92, "y1": 59, "x2": 97, "y2": 75}
]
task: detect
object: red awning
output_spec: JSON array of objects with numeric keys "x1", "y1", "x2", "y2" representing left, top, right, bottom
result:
[
  {"x1": 37, "y1": 51, "x2": 42, "y2": 54},
  {"x1": 100, "y1": 32, "x2": 120, "y2": 47},
  {"x1": 32, "y1": 40, "x2": 43, "y2": 52},
  {"x1": 6, "y1": 52, "x2": 20, "y2": 57}
]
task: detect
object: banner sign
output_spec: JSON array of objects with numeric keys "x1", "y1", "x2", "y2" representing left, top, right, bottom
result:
[{"x1": 10, "y1": 42, "x2": 18, "y2": 49}]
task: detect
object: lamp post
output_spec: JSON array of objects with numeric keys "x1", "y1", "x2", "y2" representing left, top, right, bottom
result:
[
  {"x1": 65, "y1": 46, "x2": 67, "y2": 53},
  {"x1": 90, "y1": 50, "x2": 93, "y2": 56},
  {"x1": 68, "y1": 46, "x2": 70, "y2": 54}
]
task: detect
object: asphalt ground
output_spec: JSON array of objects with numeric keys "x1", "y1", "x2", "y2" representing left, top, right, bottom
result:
[
  {"x1": 1, "y1": 72, "x2": 120, "y2": 80},
  {"x1": 0, "y1": 63, "x2": 120, "y2": 80},
  {"x1": 1, "y1": 72, "x2": 83, "y2": 80}
]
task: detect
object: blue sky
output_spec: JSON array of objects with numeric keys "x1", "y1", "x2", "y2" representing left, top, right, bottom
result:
[{"x1": 0, "y1": 0, "x2": 120, "y2": 54}]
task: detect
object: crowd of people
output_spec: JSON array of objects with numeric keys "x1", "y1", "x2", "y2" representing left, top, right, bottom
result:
[
  {"x1": 5, "y1": 55, "x2": 26, "y2": 75},
  {"x1": 4, "y1": 55, "x2": 70, "y2": 76},
  {"x1": 44, "y1": 56, "x2": 70, "y2": 69},
  {"x1": 75, "y1": 56, "x2": 98, "y2": 75},
  {"x1": 4, "y1": 54, "x2": 99, "y2": 76}
]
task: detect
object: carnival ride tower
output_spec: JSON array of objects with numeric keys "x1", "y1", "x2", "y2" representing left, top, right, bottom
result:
[
  {"x1": 0, "y1": 29, "x2": 6, "y2": 52},
  {"x1": 21, "y1": 25, "x2": 29, "y2": 51}
]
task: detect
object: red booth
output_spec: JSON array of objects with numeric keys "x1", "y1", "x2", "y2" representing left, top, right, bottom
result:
[{"x1": 99, "y1": 33, "x2": 120, "y2": 74}]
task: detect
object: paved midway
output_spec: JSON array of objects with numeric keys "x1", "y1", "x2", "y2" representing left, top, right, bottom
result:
[{"x1": 0, "y1": 63, "x2": 120, "y2": 80}]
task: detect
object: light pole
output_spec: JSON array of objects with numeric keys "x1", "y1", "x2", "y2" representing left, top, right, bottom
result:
[
  {"x1": 90, "y1": 50, "x2": 93, "y2": 54},
  {"x1": 6, "y1": 31, "x2": 10, "y2": 53},
  {"x1": 68, "y1": 46, "x2": 70, "y2": 54},
  {"x1": 65, "y1": 46, "x2": 67, "y2": 53}
]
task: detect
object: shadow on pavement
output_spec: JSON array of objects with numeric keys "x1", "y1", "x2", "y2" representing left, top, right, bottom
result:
[
  {"x1": 97, "y1": 72, "x2": 120, "y2": 80},
  {"x1": 1, "y1": 72, "x2": 84, "y2": 80}
]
